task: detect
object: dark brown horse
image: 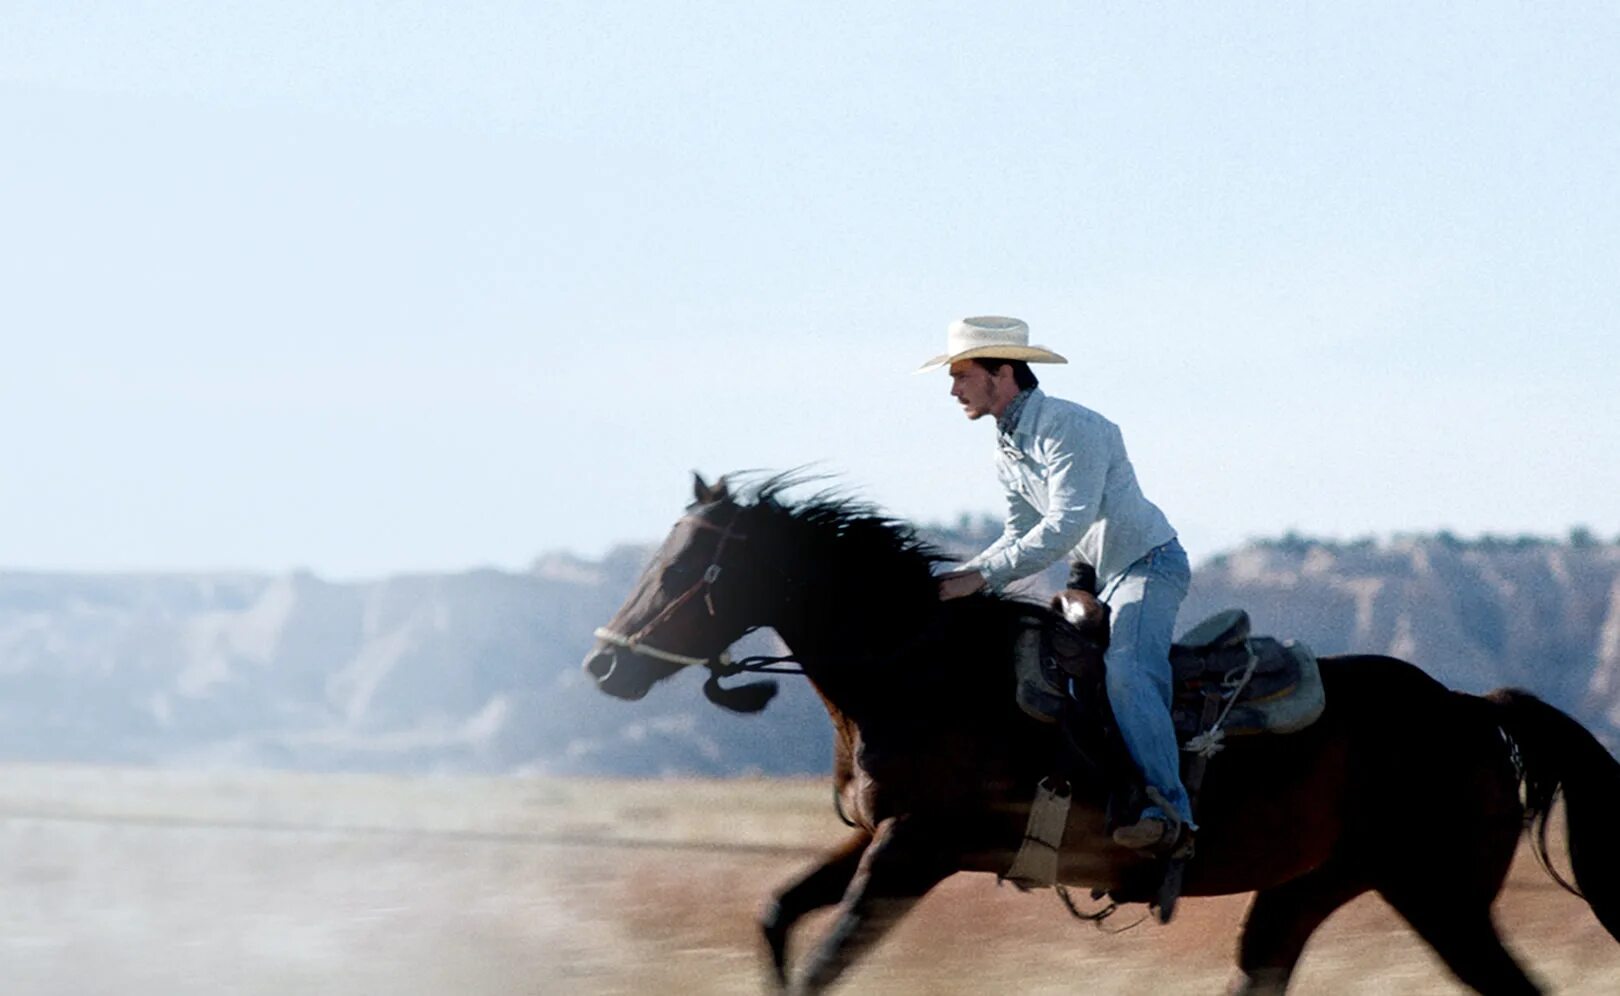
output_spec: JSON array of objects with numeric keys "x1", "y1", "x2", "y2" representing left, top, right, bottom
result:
[{"x1": 582, "y1": 474, "x2": 1620, "y2": 994}]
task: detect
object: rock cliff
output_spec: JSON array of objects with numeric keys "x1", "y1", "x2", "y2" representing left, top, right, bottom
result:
[{"x1": 2, "y1": 532, "x2": 1614, "y2": 774}]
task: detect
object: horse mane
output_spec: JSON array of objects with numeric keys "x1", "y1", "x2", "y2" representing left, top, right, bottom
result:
[
  {"x1": 723, "y1": 473, "x2": 1047, "y2": 680},
  {"x1": 750, "y1": 472, "x2": 947, "y2": 575}
]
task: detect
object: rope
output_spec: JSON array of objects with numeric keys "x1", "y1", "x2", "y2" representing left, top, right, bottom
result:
[{"x1": 1182, "y1": 647, "x2": 1262, "y2": 759}]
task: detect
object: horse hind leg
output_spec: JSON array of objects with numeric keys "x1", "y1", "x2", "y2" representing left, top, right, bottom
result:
[
  {"x1": 1371, "y1": 779, "x2": 1539, "y2": 994},
  {"x1": 1377, "y1": 887, "x2": 1541, "y2": 995},
  {"x1": 1231, "y1": 861, "x2": 1369, "y2": 994},
  {"x1": 760, "y1": 830, "x2": 871, "y2": 990}
]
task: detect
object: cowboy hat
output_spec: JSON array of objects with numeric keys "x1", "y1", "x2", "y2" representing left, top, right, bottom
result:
[{"x1": 915, "y1": 316, "x2": 1068, "y2": 373}]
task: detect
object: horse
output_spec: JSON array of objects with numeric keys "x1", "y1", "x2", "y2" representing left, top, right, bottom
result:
[{"x1": 581, "y1": 473, "x2": 1620, "y2": 994}]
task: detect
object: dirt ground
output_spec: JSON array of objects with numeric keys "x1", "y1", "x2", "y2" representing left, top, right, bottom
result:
[{"x1": 0, "y1": 764, "x2": 1615, "y2": 994}]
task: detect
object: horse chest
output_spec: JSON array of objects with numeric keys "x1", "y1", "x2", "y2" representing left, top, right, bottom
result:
[
  {"x1": 837, "y1": 733, "x2": 924, "y2": 826},
  {"x1": 838, "y1": 733, "x2": 988, "y2": 831}
]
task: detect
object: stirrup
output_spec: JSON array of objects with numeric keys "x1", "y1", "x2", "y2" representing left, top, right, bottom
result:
[
  {"x1": 1111, "y1": 816, "x2": 1178, "y2": 852},
  {"x1": 1112, "y1": 787, "x2": 1194, "y2": 856}
]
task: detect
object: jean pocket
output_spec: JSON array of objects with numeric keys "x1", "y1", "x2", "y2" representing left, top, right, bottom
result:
[{"x1": 1148, "y1": 541, "x2": 1190, "y2": 584}]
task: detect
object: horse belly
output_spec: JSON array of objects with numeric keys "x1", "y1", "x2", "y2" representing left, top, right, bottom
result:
[{"x1": 1180, "y1": 728, "x2": 1353, "y2": 896}]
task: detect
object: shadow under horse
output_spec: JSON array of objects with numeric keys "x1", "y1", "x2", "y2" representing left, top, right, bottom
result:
[{"x1": 582, "y1": 474, "x2": 1620, "y2": 995}]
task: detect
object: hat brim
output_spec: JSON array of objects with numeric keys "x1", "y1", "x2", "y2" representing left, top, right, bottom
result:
[{"x1": 914, "y1": 345, "x2": 1069, "y2": 374}]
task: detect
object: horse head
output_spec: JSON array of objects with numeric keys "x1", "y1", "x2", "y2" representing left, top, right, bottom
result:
[{"x1": 582, "y1": 473, "x2": 781, "y2": 711}]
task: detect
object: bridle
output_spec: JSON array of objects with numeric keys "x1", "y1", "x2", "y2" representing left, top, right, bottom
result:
[
  {"x1": 591, "y1": 504, "x2": 805, "y2": 714},
  {"x1": 592, "y1": 508, "x2": 750, "y2": 669}
]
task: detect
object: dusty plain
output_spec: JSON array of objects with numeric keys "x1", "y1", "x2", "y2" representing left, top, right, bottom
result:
[{"x1": 0, "y1": 764, "x2": 1615, "y2": 995}]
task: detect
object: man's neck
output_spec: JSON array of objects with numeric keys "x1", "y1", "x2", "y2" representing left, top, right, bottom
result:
[{"x1": 995, "y1": 388, "x2": 1035, "y2": 433}]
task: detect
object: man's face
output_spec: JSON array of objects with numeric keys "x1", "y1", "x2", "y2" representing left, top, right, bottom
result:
[{"x1": 948, "y1": 360, "x2": 1014, "y2": 420}]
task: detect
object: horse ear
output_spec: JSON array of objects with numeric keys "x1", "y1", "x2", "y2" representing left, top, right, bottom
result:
[{"x1": 692, "y1": 472, "x2": 731, "y2": 505}]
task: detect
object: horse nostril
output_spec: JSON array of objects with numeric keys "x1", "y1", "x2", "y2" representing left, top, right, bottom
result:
[{"x1": 583, "y1": 650, "x2": 616, "y2": 682}]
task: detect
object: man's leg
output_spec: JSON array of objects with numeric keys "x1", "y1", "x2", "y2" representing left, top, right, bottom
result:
[{"x1": 1100, "y1": 540, "x2": 1193, "y2": 836}]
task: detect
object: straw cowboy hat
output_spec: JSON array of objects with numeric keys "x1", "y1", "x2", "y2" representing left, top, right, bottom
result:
[{"x1": 915, "y1": 316, "x2": 1068, "y2": 373}]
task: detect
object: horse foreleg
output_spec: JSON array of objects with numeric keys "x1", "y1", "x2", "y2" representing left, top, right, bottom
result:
[
  {"x1": 1232, "y1": 861, "x2": 1369, "y2": 994},
  {"x1": 789, "y1": 815, "x2": 954, "y2": 996},
  {"x1": 760, "y1": 829, "x2": 872, "y2": 990}
]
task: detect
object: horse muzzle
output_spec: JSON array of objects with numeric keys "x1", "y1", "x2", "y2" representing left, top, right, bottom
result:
[{"x1": 580, "y1": 646, "x2": 651, "y2": 700}]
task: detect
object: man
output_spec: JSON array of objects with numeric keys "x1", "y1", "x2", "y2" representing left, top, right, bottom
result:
[{"x1": 920, "y1": 315, "x2": 1194, "y2": 850}]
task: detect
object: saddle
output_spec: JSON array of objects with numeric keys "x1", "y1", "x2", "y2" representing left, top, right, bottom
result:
[
  {"x1": 1015, "y1": 604, "x2": 1326, "y2": 746},
  {"x1": 1006, "y1": 596, "x2": 1327, "y2": 921}
]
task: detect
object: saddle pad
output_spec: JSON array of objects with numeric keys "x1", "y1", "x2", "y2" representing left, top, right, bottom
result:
[{"x1": 1171, "y1": 636, "x2": 1301, "y2": 702}]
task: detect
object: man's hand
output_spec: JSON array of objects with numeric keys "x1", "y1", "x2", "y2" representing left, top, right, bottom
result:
[{"x1": 937, "y1": 569, "x2": 987, "y2": 601}]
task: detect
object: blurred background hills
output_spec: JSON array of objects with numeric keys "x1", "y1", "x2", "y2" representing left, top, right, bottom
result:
[{"x1": 4, "y1": 526, "x2": 1618, "y2": 776}]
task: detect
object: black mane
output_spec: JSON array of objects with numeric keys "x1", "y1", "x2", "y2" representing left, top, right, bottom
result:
[
  {"x1": 748, "y1": 473, "x2": 950, "y2": 583},
  {"x1": 716, "y1": 474, "x2": 1046, "y2": 691}
]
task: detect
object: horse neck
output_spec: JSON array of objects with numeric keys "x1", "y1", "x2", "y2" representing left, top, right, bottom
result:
[
  {"x1": 768, "y1": 589, "x2": 1027, "y2": 730},
  {"x1": 776, "y1": 591, "x2": 1048, "y2": 794},
  {"x1": 768, "y1": 601, "x2": 923, "y2": 713},
  {"x1": 759, "y1": 541, "x2": 939, "y2": 716}
]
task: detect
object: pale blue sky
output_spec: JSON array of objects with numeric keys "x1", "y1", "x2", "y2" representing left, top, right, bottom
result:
[{"x1": 4, "y1": 3, "x2": 1617, "y2": 577}]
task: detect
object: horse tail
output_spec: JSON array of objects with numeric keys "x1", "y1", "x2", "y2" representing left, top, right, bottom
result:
[{"x1": 1488, "y1": 687, "x2": 1620, "y2": 941}]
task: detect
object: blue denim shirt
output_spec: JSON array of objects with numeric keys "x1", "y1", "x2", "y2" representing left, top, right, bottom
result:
[{"x1": 959, "y1": 388, "x2": 1177, "y2": 590}]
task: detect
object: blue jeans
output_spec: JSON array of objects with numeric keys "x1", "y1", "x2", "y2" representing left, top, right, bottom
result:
[{"x1": 1097, "y1": 539, "x2": 1193, "y2": 827}]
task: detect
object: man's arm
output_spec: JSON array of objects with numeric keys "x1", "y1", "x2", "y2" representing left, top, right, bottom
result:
[
  {"x1": 941, "y1": 491, "x2": 1036, "y2": 600},
  {"x1": 936, "y1": 568, "x2": 987, "y2": 599},
  {"x1": 958, "y1": 488, "x2": 1036, "y2": 577},
  {"x1": 968, "y1": 432, "x2": 1108, "y2": 589}
]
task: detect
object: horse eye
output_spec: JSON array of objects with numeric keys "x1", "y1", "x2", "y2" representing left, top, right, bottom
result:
[{"x1": 660, "y1": 562, "x2": 694, "y2": 588}]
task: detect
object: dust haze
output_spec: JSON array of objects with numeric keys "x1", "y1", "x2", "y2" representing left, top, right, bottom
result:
[{"x1": 5, "y1": 765, "x2": 1616, "y2": 994}]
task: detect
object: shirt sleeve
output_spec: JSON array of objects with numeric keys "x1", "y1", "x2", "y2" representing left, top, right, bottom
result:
[
  {"x1": 958, "y1": 487, "x2": 1039, "y2": 578},
  {"x1": 967, "y1": 425, "x2": 1109, "y2": 589}
]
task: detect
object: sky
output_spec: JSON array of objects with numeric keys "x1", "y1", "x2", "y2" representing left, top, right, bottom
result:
[{"x1": 3, "y1": 2, "x2": 1617, "y2": 578}]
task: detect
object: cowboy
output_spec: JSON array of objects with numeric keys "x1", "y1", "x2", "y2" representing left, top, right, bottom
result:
[{"x1": 920, "y1": 315, "x2": 1194, "y2": 851}]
